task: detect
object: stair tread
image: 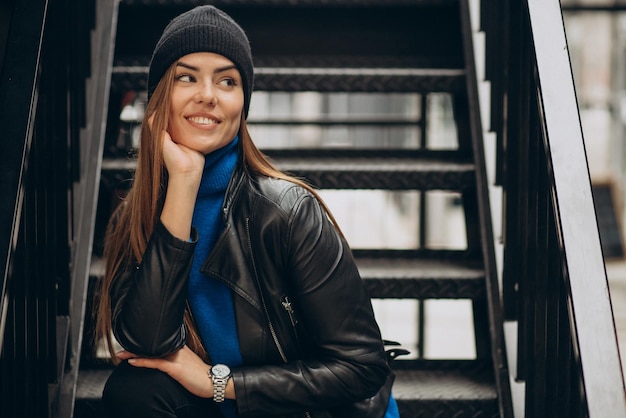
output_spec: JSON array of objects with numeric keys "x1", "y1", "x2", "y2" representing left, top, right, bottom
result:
[
  {"x1": 393, "y1": 368, "x2": 496, "y2": 401},
  {"x1": 113, "y1": 65, "x2": 464, "y2": 76},
  {"x1": 360, "y1": 257, "x2": 485, "y2": 299},
  {"x1": 91, "y1": 255, "x2": 483, "y2": 278},
  {"x1": 357, "y1": 257, "x2": 483, "y2": 280},
  {"x1": 75, "y1": 361, "x2": 496, "y2": 403},
  {"x1": 76, "y1": 368, "x2": 111, "y2": 401},
  {"x1": 121, "y1": 0, "x2": 459, "y2": 6},
  {"x1": 102, "y1": 153, "x2": 475, "y2": 191},
  {"x1": 275, "y1": 157, "x2": 475, "y2": 190},
  {"x1": 102, "y1": 156, "x2": 474, "y2": 177},
  {"x1": 111, "y1": 66, "x2": 466, "y2": 93},
  {"x1": 91, "y1": 255, "x2": 484, "y2": 299},
  {"x1": 272, "y1": 157, "x2": 474, "y2": 172}
]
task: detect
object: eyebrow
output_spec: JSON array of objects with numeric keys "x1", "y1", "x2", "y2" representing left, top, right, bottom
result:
[{"x1": 176, "y1": 62, "x2": 238, "y2": 74}]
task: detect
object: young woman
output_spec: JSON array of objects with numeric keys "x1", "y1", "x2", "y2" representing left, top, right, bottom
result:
[{"x1": 95, "y1": 6, "x2": 399, "y2": 418}]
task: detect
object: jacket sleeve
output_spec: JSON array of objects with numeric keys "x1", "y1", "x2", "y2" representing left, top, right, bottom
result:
[
  {"x1": 233, "y1": 190, "x2": 390, "y2": 416},
  {"x1": 109, "y1": 220, "x2": 197, "y2": 357}
]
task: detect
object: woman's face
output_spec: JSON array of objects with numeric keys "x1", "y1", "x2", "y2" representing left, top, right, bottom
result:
[{"x1": 167, "y1": 52, "x2": 244, "y2": 155}]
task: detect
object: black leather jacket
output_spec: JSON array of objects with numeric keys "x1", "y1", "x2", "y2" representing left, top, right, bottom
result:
[{"x1": 109, "y1": 163, "x2": 393, "y2": 418}]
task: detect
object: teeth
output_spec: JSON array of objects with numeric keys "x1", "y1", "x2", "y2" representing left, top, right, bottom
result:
[{"x1": 187, "y1": 116, "x2": 218, "y2": 125}]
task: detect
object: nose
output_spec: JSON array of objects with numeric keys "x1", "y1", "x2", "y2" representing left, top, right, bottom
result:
[{"x1": 196, "y1": 81, "x2": 217, "y2": 105}]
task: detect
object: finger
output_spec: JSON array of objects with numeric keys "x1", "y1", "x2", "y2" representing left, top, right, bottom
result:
[
  {"x1": 115, "y1": 350, "x2": 137, "y2": 360},
  {"x1": 127, "y1": 357, "x2": 165, "y2": 370}
]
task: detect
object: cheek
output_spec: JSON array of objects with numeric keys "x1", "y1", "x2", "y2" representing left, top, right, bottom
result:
[
  {"x1": 168, "y1": 91, "x2": 188, "y2": 118},
  {"x1": 166, "y1": 110, "x2": 185, "y2": 141},
  {"x1": 226, "y1": 112, "x2": 242, "y2": 135},
  {"x1": 168, "y1": 97, "x2": 181, "y2": 118},
  {"x1": 168, "y1": 97, "x2": 185, "y2": 124},
  {"x1": 223, "y1": 91, "x2": 244, "y2": 117}
]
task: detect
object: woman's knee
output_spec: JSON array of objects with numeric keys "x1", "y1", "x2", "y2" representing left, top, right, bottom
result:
[
  {"x1": 102, "y1": 361, "x2": 183, "y2": 417},
  {"x1": 102, "y1": 361, "x2": 222, "y2": 418}
]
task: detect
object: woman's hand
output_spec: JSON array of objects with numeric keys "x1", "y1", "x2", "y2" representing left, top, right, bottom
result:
[
  {"x1": 161, "y1": 128, "x2": 205, "y2": 181},
  {"x1": 149, "y1": 117, "x2": 204, "y2": 241},
  {"x1": 148, "y1": 115, "x2": 204, "y2": 180},
  {"x1": 117, "y1": 346, "x2": 214, "y2": 399}
]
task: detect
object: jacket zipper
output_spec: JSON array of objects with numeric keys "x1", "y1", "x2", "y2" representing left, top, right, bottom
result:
[
  {"x1": 281, "y1": 295, "x2": 301, "y2": 348},
  {"x1": 281, "y1": 295, "x2": 297, "y2": 326},
  {"x1": 245, "y1": 218, "x2": 288, "y2": 363},
  {"x1": 247, "y1": 218, "x2": 312, "y2": 418}
]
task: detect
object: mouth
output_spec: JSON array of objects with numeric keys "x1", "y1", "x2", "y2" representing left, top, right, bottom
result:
[{"x1": 186, "y1": 116, "x2": 220, "y2": 126}]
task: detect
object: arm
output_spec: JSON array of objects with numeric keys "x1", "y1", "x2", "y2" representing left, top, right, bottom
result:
[
  {"x1": 110, "y1": 221, "x2": 197, "y2": 357},
  {"x1": 110, "y1": 129, "x2": 204, "y2": 356}
]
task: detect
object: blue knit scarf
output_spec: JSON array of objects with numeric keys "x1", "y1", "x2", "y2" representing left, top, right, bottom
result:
[{"x1": 188, "y1": 136, "x2": 241, "y2": 418}]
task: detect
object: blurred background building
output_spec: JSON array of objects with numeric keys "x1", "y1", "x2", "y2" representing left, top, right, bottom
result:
[
  {"x1": 560, "y1": 0, "x2": 626, "y2": 378},
  {"x1": 562, "y1": 0, "x2": 626, "y2": 258}
]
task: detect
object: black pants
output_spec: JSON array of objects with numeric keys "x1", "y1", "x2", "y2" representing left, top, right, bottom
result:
[{"x1": 102, "y1": 361, "x2": 226, "y2": 418}]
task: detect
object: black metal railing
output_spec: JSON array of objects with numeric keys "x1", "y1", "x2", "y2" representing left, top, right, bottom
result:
[
  {"x1": 0, "y1": 0, "x2": 72, "y2": 416},
  {"x1": 0, "y1": 0, "x2": 109, "y2": 417},
  {"x1": 482, "y1": 0, "x2": 626, "y2": 416}
]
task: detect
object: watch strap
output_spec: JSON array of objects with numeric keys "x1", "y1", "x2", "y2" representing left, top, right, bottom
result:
[
  {"x1": 209, "y1": 365, "x2": 231, "y2": 403},
  {"x1": 213, "y1": 376, "x2": 227, "y2": 403}
]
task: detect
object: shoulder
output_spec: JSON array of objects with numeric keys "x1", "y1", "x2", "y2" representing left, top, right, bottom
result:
[{"x1": 249, "y1": 174, "x2": 319, "y2": 216}]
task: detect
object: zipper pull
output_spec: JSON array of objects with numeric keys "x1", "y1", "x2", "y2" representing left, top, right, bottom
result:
[
  {"x1": 281, "y1": 296, "x2": 298, "y2": 326},
  {"x1": 281, "y1": 296, "x2": 294, "y2": 314}
]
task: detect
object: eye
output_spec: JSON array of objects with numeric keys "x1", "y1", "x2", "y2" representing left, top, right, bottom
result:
[
  {"x1": 175, "y1": 74, "x2": 195, "y2": 83},
  {"x1": 218, "y1": 77, "x2": 237, "y2": 88}
]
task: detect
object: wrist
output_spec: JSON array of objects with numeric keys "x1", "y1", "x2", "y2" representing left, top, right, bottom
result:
[
  {"x1": 160, "y1": 177, "x2": 200, "y2": 241},
  {"x1": 167, "y1": 172, "x2": 202, "y2": 194}
]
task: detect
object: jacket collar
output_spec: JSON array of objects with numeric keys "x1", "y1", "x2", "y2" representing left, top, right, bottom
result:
[{"x1": 201, "y1": 163, "x2": 263, "y2": 312}]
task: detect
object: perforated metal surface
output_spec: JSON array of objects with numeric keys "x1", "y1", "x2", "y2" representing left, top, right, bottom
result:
[
  {"x1": 120, "y1": 0, "x2": 458, "y2": 7},
  {"x1": 111, "y1": 66, "x2": 466, "y2": 95},
  {"x1": 75, "y1": 368, "x2": 112, "y2": 400},
  {"x1": 74, "y1": 363, "x2": 500, "y2": 418}
]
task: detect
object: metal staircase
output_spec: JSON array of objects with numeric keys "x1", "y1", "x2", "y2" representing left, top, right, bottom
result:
[{"x1": 75, "y1": 0, "x2": 512, "y2": 416}]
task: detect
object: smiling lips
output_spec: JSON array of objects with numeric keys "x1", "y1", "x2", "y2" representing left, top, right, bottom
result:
[{"x1": 187, "y1": 115, "x2": 219, "y2": 126}]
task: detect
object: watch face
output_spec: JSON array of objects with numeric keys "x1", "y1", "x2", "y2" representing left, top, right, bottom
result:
[{"x1": 212, "y1": 364, "x2": 231, "y2": 379}]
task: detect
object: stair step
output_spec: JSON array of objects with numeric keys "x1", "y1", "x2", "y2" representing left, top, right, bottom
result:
[
  {"x1": 113, "y1": 1, "x2": 464, "y2": 81},
  {"x1": 358, "y1": 257, "x2": 485, "y2": 299},
  {"x1": 393, "y1": 362, "x2": 498, "y2": 417},
  {"x1": 102, "y1": 151, "x2": 475, "y2": 191},
  {"x1": 120, "y1": 0, "x2": 459, "y2": 6},
  {"x1": 273, "y1": 156, "x2": 475, "y2": 191},
  {"x1": 111, "y1": 66, "x2": 466, "y2": 94},
  {"x1": 90, "y1": 254, "x2": 484, "y2": 300},
  {"x1": 74, "y1": 368, "x2": 110, "y2": 418},
  {"x1": 74, "y1": 360, "x2": 497, "y2": 418}
]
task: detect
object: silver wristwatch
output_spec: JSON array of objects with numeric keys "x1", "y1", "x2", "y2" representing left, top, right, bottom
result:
[{"x1": 209, "y1": 364, "x2": 231, "y2": 403}]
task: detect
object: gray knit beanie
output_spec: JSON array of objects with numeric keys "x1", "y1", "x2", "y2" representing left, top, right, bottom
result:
[{"x1": 148, "y1": 5, "x2": 254, "y2": 117}]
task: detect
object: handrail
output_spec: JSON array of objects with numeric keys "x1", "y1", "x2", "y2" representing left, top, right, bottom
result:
[
  {"x1": 0, "y1": 2, "x2": 67, "y2": 417},
  {"x1": 528, "y1": 0, "x2": 625, "y2": 414},
  {"x1": 481, "y1": 0, "x2": 626, "y2": 415},
  {"x1": 0, "y1": 0, "x2": 47, "y2": 352},
  {"x1": 0, "y1": 1, "x2": 109, "y2": 416}
]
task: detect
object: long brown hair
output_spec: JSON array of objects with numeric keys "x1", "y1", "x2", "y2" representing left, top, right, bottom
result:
[{"x1": 94, "y1": 60, "x2": 341, "y2": 363}]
